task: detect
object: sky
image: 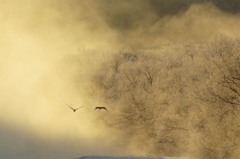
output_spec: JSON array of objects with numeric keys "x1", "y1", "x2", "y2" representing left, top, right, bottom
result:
[{"x1": 0, "y1": 0, "x2": 240, "y2": 159}]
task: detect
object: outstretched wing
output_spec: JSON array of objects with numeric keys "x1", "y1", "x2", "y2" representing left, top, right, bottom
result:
[
  {"x1": 76, "y1": 106, "x2": 84, "y2": 110},
  {"x1": 95, "y1": 106, "x2": 108, "y2": 111},
  {"x1": 102, "y1": 107, "x2": 108, "y2": 111},
  {"x1": 66, "y1": 104, "x2": 74, "y2": 110}
]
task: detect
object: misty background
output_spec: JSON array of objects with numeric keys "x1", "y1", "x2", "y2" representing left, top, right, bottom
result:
[{"x1": 0, "y1": 0, "x2": 240, "y2": 159}]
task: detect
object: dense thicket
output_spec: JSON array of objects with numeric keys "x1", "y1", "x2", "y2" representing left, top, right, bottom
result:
[{"x1": 91, "y1": 36, "x2": 240, "y2": 159}]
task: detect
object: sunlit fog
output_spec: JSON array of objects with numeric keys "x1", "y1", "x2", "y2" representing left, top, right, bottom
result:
[{"x1": 0, "y1": 0, "x2": 240, "y2": 159}]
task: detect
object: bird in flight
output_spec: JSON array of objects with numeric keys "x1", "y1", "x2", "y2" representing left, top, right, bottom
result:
[
  {"x1": 67, "y1": 104, "x2": 84, "y2": 112},
  {"x1": 95, "y1": 106, "x2": 108, "y2": 112}
]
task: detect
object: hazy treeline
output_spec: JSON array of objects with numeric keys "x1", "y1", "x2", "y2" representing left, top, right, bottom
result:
[{"x1": 90, "y1": 36, "x2": 240, "y2": 159}]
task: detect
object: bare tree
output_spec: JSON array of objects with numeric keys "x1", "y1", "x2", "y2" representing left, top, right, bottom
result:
[
  {"x1": 91, "y1": 50, "x2": 193, "y2": 156},
  {"x1": 194, "y1": 36, "x2": 240, "y2": 159},
  {"x1": 90, "y1": 36, "x2": 240, "y2": 158}
]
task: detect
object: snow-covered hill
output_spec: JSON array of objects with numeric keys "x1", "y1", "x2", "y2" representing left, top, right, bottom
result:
[
  {"x1": 78, "y1": 156, "x2": 196, "y2": 159},
  {"x1": 78, "y1": 157, "x2": 162, "y2": 159}
]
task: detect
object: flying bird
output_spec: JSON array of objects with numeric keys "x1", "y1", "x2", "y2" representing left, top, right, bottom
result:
[
  {"x1": 67, "y1": 105, "x2": 84, "y2": 112},
  {"x1": 95, "y1": 106, "x2": 108, "y2": 112}
]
